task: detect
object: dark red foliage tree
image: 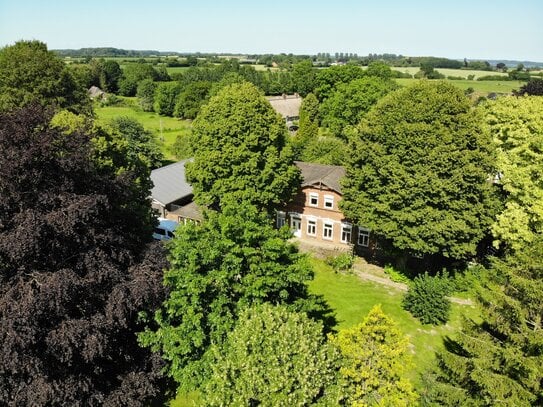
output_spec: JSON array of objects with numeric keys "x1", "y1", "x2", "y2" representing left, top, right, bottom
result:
[
  {"x1": 514, "y1": 78, "x2": 543, "y2": 96},
  {"x1": 0, "y1": 105, "x2": 169, "y2": 405}
]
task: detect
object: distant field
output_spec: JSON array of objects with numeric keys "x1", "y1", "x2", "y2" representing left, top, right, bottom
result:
[
  {"x1": 94, "y1": 101, "x2": 192, "y2": 162},
  {"x1": 165, "y1": 66, "x2": 191, "y2": 75},
  {"x1": 395, "y1": 77, "x2": 524, "y2": 94},
  {"x1": 392, "y1": 66, "x2": 509, "y2": 79}
]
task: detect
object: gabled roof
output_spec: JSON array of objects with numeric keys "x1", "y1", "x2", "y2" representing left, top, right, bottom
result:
[
  {"x1": 150, "y1": 159, "x2": 193, "y2": 206},
  {"x1": 295, "y1": 161, "x2": 345, "y2": 194},
  {"x1": 266, "y1": 95, "x2": 302, "y2": 118}
]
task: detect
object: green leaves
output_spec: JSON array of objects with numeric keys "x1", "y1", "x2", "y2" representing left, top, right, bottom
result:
[
  {"x1": 0, "y1": 40, "x2": 89, "y2": 114},
  {"x1": 186, "y1": 82, "x2": 300, "y2": 212},
  {"x1": 342, "y1": 81, "x2": 497, "y2": 260},
  {"x1": 403, "y1": 273, "x2": 452, "y2": 325},
  {"x1": 320, "y1": 76, "x2": 398, "y2": 138},
  {"x1": 139, "y1": 202, "x2": 320, "y2": 391},
  {"x1": 201, "y1": 304, "x2": 338, "y2": 406},
  {"x1": 484, "y1": 96, "x2": 543, "y2": 251},
  {"x1": 331, "y1": 305, "x2": 418, "y2": 406},
  {"x1": 431, "y1": 238, "x2": 543, "y2": 405}
]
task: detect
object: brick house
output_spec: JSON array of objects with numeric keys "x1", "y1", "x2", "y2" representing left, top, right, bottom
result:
[
  {"x1": 278, "y1": 161, "x2": 371, "y2": 251},
  {"x1": 150, "y1": 160, "x2": 370, "y2": 250}
]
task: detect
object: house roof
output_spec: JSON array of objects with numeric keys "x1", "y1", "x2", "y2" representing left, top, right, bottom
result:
[
  {"x1": 88, "y1": 86, "x2": 105, "y2": 99},
  {"x1": 266, "y1": 95, "x2": 302, "y2": 119},
  {"x1": 150, "y1": 159, "x2": 193, "y2": 206},
  {"x1": 169, "y1": 201, "x2": 203, "y2": 221},
  {"x1": 295, "y1": 161, "x2": 345, "y2": 194}
]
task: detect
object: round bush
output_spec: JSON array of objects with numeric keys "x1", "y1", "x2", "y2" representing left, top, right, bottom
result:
[{"x1": 402, "y1": 273, "x2": 451, "y2": 325}]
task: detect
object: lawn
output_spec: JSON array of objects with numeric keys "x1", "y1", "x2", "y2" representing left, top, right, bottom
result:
[
  {"x1": 94, "y1": 100, "x2": 192, "y2": 162},
  {"x1": 307, "y1": 258, "x2": 479, "y2": 386}
]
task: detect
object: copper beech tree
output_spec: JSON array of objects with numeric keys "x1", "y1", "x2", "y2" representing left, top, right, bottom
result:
[{"x1": 0, "y1": 105, "x2": 169, "y2": 405}]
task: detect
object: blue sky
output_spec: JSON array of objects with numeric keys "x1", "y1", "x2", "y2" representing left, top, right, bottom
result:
[{"x1": 1, "y1": 0, "x2": 542, "y2": 61}]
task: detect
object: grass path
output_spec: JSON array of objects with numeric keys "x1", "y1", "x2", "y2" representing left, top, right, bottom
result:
[{"x1": 350, "y1": 259, "x2": 474, "y2": 305}]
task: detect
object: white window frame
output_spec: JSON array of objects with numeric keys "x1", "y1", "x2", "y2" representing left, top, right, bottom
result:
[
  {"x1": 357, "y1": 227, "x2": 370, "y2": 247},
  {"x1": 341, "y1": 223, "x2": 352, "y2": 244},
  {"x1": 324, "y1": 195, "x2": 334, "y2": 209},
  {"x1": 276, "y1": 211, "x2": 286, "y2": 228},
  {"x1": 323, "y1": 221, "x2": 333, "y2": 240},
  {"x1": 308, "y1": 192, "x2": 319, "y2": 207},
  {"x1": 307, "y1": 218, "x2": 317, "y2": 236},
  {"x1": 290, "y1": 213, "x2": 302, "y2": 235}
]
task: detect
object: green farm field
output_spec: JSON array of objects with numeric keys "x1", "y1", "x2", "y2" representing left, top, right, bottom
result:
[
  {"x1": 94, "y1": 100, "x2": 192, "y2": 162},
  {"x1": 396, "y1": 77, "x2": 524, "y2": 94},
  {"x1": 392, "y1": 66, "x2": 509, "y2": 79}
]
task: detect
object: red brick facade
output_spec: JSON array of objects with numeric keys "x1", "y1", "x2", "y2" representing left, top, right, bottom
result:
[{"x1": 279, "y1": 162, "x2": 371, "y2": 249}]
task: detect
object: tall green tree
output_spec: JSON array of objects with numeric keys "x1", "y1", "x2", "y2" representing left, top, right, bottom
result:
[
  {"x1": 136, "y1": 78, "x2": 156, "y2": 112},
  {"x1": 300, "y1": 136, "x2": 348, "y2": 165},
  {"x1": 314, "y1": 64, "x2": 366, "y2": 101},
  {"x1": 0, "y1": 105, "x2": 169, "y2": 405},
  {"x1": 105, "y1": 116, "x2": 164, "y2": 169},
  {"x1": 320, "y1": 76, "x2": 398, "y2": 138},
  {"x1": 173, "y1": 81, "x2": 212, "y2": 119},
  {"x1": 342, "y1": 81, "x2": 497, "y2": 262},
  {"x1": 139, "y1": 202, "x2": 323, "y2": 391},
  {"x1": 365, "y1": 61, "x2": 394, "y2": 79},
  {"x1": 484, "y1": 96, "x2": 543, "y2": 251},
  {"x1": 118, "y1": 62, "x2": 158, "y2": 96},
  {"x1": 154, "y1": 82, "x2": 183, "y2": 116},
  {"x1": 291, "y1": 59, "x2": 316, "y2": 96},
  {"x1": 100, "y1": 59, "x2": 123, "y2": 93},
  {"x1": 0, "y1": 40, "x2": 89, "y2": 114},
  {"x1": 330, "y1": 305, "x2": 419, "y2": 406},
  {"x1": 202, "y1": 304, "x2": 339, "y2": 406},
  {"x1": 429, "y1": 237, "x2": 543, "y2": 406},
  {"x1": 292, "y1": 93, "x2": 320, "y2": 158},
  {"x1": 185, "y1": 82, "x2": 300, "y2": 212}
]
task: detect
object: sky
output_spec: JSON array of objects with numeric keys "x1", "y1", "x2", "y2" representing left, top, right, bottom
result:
[{"x1": 1, "y1": 0, "x2": 542, "y2": 61}]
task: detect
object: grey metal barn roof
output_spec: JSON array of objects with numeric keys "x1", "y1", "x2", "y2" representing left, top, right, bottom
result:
[
  {"x1": 150, "y1": 159, "x2": 193, "y2": 205},
  {"x1": 295, "y1": 161, "x2": 345, "y2": 194}
]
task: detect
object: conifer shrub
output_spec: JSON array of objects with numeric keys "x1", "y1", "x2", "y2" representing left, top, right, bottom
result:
[{"x1": 402, "y1": 273, "x2": 451, "y2": 325}]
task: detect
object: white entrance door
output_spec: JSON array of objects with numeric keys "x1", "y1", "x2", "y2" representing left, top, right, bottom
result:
[{"x1": 291, "y1": 215, "x2": 302, "y2": 237}]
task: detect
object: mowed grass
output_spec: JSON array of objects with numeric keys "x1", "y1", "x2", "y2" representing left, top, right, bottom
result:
[
  {"x1": 307, "y1": 258, "x2": 479, "y2": 386},
  {"x1": 94, "y1": 101, "x2": 192, "y2": 162}
]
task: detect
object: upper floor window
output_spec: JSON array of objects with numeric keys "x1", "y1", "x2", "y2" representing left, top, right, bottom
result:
[
  {"x1": 324, "y1": 195, "x2": 334, "y2": 209},
  {"x1": 309, "y1": 192, "x2": 319, "y2": 207}
]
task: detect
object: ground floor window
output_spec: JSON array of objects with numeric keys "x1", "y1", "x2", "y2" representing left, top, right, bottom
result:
[
  {"x1": 341, "y1": 223, "x2": 352, "y2": 244},
  {"x1": 358, "y1": 227, "x2": 370, "y2": 247},
  {"x1": 290, "y1": 213, "x2": 302, "y2": 236},
  {"x1": 307, "y1": 218, "x2": 317, "y2": 236},
  {"x1": 323, "y1": 222, "x2": 333, "y2": 240},
  {"x1": 276, "y1": 211, "x2": 286, "y2": 228}
]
